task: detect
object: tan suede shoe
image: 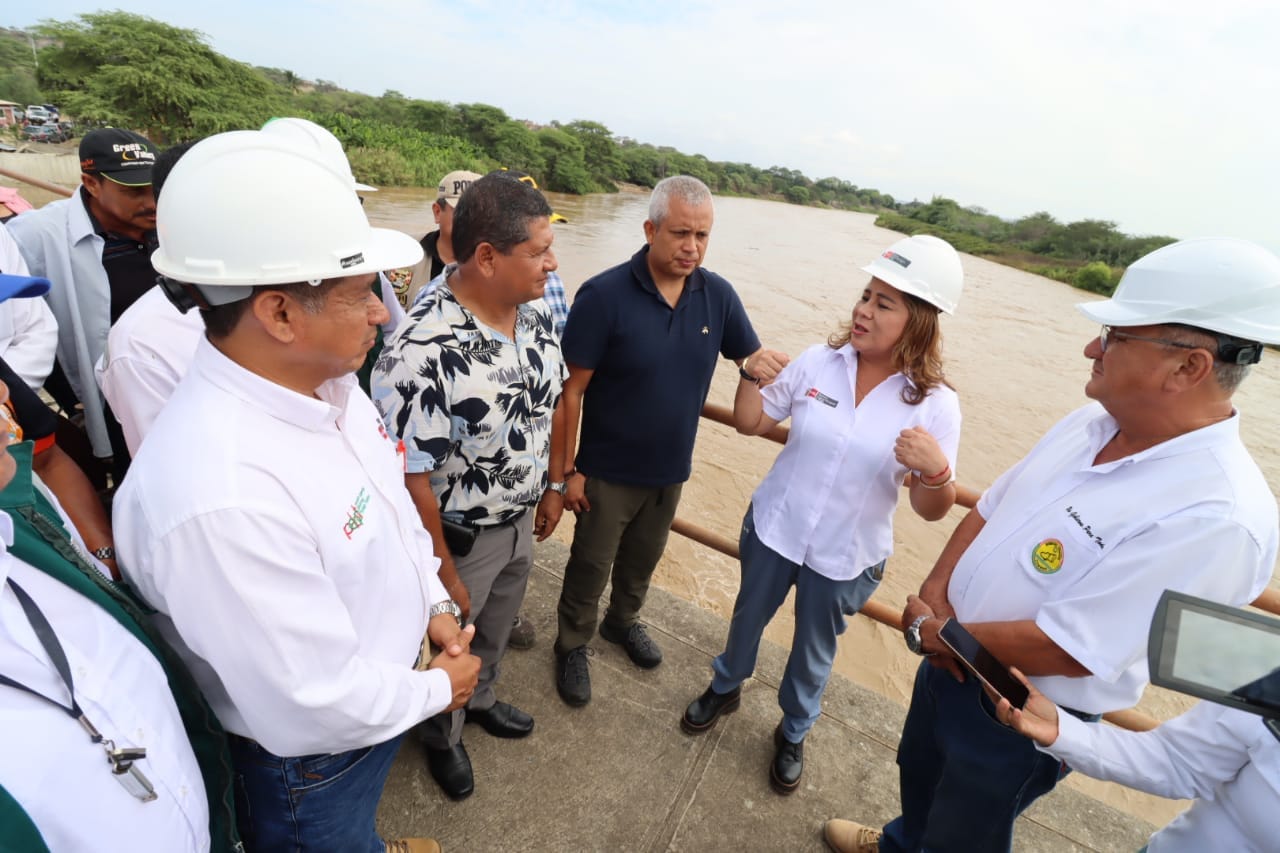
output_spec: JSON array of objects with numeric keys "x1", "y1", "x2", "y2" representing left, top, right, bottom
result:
[
  {"x1": 385, "y1": 838, "x2": 442, "y2": 853},
  {"x1": 823, "y1": 818, "x2": 882, "y2": 853}
]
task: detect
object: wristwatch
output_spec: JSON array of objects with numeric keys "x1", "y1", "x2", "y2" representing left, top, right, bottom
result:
[
  {"x1": 905, "y1": 614, "x2": 931, "y2": 655},
  {"x1": 92, "y1": 546, "x2": 116, "y2": 561},
  {"x1": 546, "y1": 481, "x2": 567, "y2": 495},
  {"x1": 429, "y1": 600, "x2": 463, "y2": 622}
]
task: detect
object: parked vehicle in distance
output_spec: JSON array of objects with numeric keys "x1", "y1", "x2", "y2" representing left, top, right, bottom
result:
[
  {"x1": 22, "y1": 123, "x2": 67, "y2": 143},
  {"x1": 43, "y1": 104, "x2": 60, "y2": 121},
  {"x1": 58, "y1": 120, "x2": 75, "y2": 138},
  {"x1": 24, "y1": 105, "x2": 50, "y2": 124}
]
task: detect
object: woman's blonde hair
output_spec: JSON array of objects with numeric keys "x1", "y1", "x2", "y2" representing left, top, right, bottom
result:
[{"x1": 828, "y1": 289, "x2": 950, "y2": 405}]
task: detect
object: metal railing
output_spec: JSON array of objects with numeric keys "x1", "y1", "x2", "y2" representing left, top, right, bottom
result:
[{"x1": 671, "y1": 402, "x2": 1280, "y2": 733}]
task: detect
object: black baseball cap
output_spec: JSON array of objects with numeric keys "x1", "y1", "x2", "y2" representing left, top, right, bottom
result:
[{"x1": 79, "y1": 128, "x2": 157, "y2": 186}]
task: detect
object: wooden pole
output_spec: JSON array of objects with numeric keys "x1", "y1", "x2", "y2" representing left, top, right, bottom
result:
[{"x1": 0, "y1": 165, "x2": 74, "y2": 198}]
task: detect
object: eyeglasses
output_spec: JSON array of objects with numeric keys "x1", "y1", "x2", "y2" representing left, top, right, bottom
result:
[{"x1": 1099, "y1": 326, "x2": 1207, "y2": 354}]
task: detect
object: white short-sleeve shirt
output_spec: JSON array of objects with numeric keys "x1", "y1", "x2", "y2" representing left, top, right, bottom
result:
[
  {"x1": 750, "y1": 343, "x2": 962, "y2": 580},
  {"x1": 951, "y1": 402, "x2": 1277, "y2": 713},
  {"x1": 115, "y1": 339, "x2": 453, "y2": 757},
  {"x1": 0, "y1": 516, "x2": 210, "y2": 852}
]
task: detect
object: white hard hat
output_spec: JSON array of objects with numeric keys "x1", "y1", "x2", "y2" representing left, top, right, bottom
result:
[
  {"x1": 1076, "y1": 238, "x2": 1280, "y2": 345},
  {"x1": 261, "y1": 116, "x2": 376, "y2": 191},
  {"x1": 152, "y1": 130, "x2": 421, "y2": 304},
  {"x1": 861, "y1": 234, "x2": 964, "y2": 315}
]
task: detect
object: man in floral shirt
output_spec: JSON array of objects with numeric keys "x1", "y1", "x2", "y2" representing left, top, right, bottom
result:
[{"x1": 371, "y1": 173, "x2": 567, "y2": 801}]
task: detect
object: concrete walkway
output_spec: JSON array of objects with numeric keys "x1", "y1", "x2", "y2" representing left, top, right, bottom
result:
[{"x1": 376, "y1": 539, "x2": 1156, "y2": 852}]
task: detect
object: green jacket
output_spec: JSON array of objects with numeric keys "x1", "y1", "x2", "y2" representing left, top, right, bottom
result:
[{"x1": 0, "y1": 442, "x2": 242, "y2": 852}]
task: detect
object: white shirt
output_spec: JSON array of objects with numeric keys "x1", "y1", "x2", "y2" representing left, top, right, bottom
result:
[
  {"x1": 0, "y1": 515, "x2": 210, "y2": 853},
  {"x1": 0, "y1": 224, "x2": 57, "y2": 390},
  {"x1": 7, "y1": 193, "x2": 114, "y2": 455},
  {"x1": 751, "y1": 344, "x2": 961, "y2": 580},
  {"x1": 114, "y1": 338, "x2": 452, "y2": 757},
  {"x1": 1047, "y1": 702, "x2": 1280, "y2": 852},
  {"x1": 951, "y1": 403, "x2": 1277, "y2": 712},
  {"x1": 95, "y1": 286, "x2": 204, "y2": 456},
  {"x1": 96, "y1": 275, "x2": 406, "y2": 457}
]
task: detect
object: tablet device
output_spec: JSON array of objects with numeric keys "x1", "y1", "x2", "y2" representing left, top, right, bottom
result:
[
  {"x1": 1148, "y1": 590, "x2": 1280, "y2": 720},
  {"x1": 939, "y1": 619, "x2": 1030, "y2": 709}
]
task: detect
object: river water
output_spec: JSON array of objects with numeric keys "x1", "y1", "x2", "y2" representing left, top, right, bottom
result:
[{"x1": 379, "y1": 187, "x2": 1280, "y2": 825}]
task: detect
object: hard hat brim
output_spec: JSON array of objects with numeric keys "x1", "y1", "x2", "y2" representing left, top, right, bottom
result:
[
  {"x1": 1076, "y1": 297, "x2": 1280, "y2": 345},
  {"x1": 860, "y1": 263, "x2": 957, "y2": 315}
]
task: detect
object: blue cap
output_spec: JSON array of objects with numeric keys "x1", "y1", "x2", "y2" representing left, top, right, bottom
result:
[{"x1": 0, "y1": 274, "x2": 51, "y2": 302}]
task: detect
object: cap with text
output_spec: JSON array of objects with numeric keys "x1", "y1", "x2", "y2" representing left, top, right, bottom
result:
[
  {"x1": 437, "y1": 170, "x2": 482, "y2": 207},
  {"x1": 79, "y1": 128, "x2": 156, "y2": 187}
]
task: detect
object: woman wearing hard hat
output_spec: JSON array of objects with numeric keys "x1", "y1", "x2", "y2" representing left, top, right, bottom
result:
[{"x1": 680, "y1": 234, "x2": 965, "y2": 794}]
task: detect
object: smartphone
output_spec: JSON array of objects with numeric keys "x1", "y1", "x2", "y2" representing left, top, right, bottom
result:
[{"x1": 939, "y1": 620, "x2": 1030, "y2": 710}]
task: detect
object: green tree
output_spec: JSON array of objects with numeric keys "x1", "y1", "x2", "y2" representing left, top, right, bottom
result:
[
  {"x1": 35, "y1": 11, "x2": 285, "y2": 141},
  {"x1": 536, "y1": 127, "x2": 593, "y2": 194},
  {"x1": 492, "y1": 121, "x2": 545, "y2": 175},
  {"x1": 1074, "y1": 261, "x2": 1115, "y2": 295},
  {"x1": 563, "y1": 120, "x2": 622, "y2": 191}
]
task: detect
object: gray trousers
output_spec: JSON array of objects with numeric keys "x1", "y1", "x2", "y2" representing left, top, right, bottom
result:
[
  {"x1": 419, "y1": 513, "x2": 534, "y2": 749},
  {"x1": 555, "y1": 476, "x2": 683, "y2": 654}
]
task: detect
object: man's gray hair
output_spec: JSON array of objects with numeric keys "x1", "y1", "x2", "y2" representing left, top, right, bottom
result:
[
  {"x1": 648, "y1": 175, "x2": 712, "y2": 225},
  {"x1": 1160, "y1": 325, "x2": 1253, "y2": 393}
]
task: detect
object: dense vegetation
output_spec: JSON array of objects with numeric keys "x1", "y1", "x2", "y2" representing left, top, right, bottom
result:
[{"x1": 2, "y1": 12, "x2": 1180, "y2": 295}]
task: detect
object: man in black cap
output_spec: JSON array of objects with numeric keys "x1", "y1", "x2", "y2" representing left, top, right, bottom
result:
[{"x1": 8, "y1": 128, "x2": 159, "y2": 479}]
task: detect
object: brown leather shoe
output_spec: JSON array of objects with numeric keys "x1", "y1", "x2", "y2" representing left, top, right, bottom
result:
[
  {"x1": 822, "y1": 818, "x2": 882, "y2": 853},
  {"x1": 385, "y1": 838, "x2": 443, "y2": 853}
]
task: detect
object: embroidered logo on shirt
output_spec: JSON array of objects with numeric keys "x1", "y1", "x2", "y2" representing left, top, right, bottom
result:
[
  {"x1": 1031, "y1": 538, "x2": 1064, "y2": 574},
  {"x1": 805, "y1": 388, "x2": 838, "y2": 408},
  {"x1": 343, "y1": 488, "x2": 371, "y2": 539}
]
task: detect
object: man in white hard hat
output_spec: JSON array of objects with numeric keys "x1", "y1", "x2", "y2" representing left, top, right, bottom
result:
[
  {"x1": 826, "y1": 237, "x2": 1280, "y2": 852},
  {"x1": 97, "y1": 119, "x2": 405, "y2": 456},
  {"x1": 112, "y1": 130, "x2": 478, "y2": 853},
  {"x1": 372, "y1": 172, "x2": 567, "y2": 801}
]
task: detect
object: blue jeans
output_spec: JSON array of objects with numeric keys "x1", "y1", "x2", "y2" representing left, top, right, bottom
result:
[
  {"x1": 230, "y1": 733, "x2": 405, "y2": 852},
  {"x1": 711, "y1": 505, "x2": 884, "y2": 742},
  {"x1": 881, "y1": 662, "x2": 1068, "y2": 853}
]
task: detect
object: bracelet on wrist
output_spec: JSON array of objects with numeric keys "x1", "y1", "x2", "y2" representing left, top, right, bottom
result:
[
  {"x1": 564, "y1": 467, "x2": 578, "y2": 478},
  {"x1": 738, "y1": 365, "x2": 760, "y2": 384},
  {"x1": 918, "y1": 468, "x2": 956, "y2": 490}
]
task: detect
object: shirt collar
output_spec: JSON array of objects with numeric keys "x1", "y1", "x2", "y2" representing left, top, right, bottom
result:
[
  {"x1": 191, "y1": 337, "x2": 350, "y2": 432},
  {"x1": 67, "y1": 187, "x2": 100, "y2": 246},
  {"x1": 435, "y1": 282, "x2": 539, "y2": 346},
  {"x1": 629, "y1": 245, "x2": 705, "y2": 302},
  {"x1": 1084, "y1": 404, "x2": 1242, "y2": 471},
  {"x1": 841, "y1": 343, "x2": 912, "y2": 391}
]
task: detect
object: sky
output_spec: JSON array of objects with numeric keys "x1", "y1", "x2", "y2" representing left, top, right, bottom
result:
[{"x1": 10, "y1": 1, "x2": 1279, "y2": 248}]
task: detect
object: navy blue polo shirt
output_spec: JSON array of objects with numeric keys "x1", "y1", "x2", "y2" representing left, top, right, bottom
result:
[{"x1": 562, "y1": 245, "x2": 760, "y2": 487}]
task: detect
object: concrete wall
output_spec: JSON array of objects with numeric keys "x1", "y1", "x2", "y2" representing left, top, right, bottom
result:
[{"x1": 0, "y1": 151, "x2": 79, "y2": 187}]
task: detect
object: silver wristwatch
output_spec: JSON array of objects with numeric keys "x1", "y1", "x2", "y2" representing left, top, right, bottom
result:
[
  {"x1": 546, "y1": 481, "x2": 567, "y2": 495},
  {"x1": 905, "y1": 614, "x2": 931, "y2": 655},
  {"x1": 429, "y1": 600, "x2": 463, "y2": 622}
]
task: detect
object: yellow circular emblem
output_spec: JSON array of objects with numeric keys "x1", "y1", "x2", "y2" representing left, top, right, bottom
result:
[{"x1": 1031, "y1": 539, "x2": 1064, "y2": 574}]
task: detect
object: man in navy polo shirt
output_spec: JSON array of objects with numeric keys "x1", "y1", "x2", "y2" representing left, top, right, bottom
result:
[{"x1": 553, "y1": 175, "x2": 788, "y2": 706}]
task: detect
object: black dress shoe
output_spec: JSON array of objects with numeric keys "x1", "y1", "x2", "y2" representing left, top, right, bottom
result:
[
  {"x1": 770, "y1": 724, "x2": 804, "y2": 795},
  {"x1": 681, "y1": 684, "x2": 742, "y2": 734},
  {"x1": 425, "y1": 741, "x2": 474, "y2": 801},
  {"x1": 465, "y1": 701, "x2": 534, "y2": 738}
]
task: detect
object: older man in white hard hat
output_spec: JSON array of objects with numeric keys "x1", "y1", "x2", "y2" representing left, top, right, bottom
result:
[
  {"x1": 827, "y1": 238, "x2": 1280, "y2": 853},
  {"x1": 113, "y1": 130, "x2": 478, "y2": 853}
]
